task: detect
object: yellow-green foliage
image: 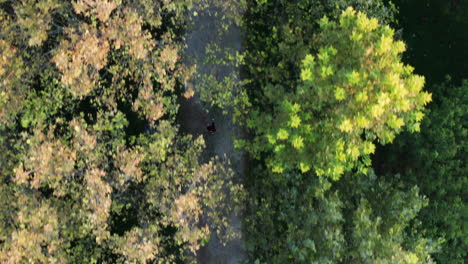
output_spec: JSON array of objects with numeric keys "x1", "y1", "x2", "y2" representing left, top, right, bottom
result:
[{"x1": 249, "y1": 7, "x2": 431, "y2": 180}]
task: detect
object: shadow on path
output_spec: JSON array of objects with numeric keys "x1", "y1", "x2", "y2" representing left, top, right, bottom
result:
[{"x1": 177, "y1": 3, "x2": 247, "y2": 264}]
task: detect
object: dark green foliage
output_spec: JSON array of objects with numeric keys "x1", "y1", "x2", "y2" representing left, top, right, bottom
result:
[
  {"x1": 379, "y1": 1, "x2": 468, "y2": 262},
  {"x1": 393, "y1": 0, "x2": 468, "y2": 85},
  {"x1": 375, "y1": 80, "x2": 468, "y2": 263},
  {"x1": 244, "y1": 166, "x2": 436, "y2": 263}
]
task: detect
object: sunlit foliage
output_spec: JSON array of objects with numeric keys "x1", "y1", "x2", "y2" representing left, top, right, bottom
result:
[
  {"x1": 241, "y1": 3, "x2": 438, "y2": 263},
  {"x1": 246, "y1": 8, "x2": 431, "y2": 180},
  {"x1": 0, "y1": 0, "x2": 241, "y2": 262}
]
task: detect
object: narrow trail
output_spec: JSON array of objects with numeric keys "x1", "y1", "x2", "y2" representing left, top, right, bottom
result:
[{"x1": 177, "y1": 3, "x2": 247, "y2": 264}]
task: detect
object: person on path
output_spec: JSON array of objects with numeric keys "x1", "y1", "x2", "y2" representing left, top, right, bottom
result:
[{"x1": 206, "y1": 120, "x2": 216, "y2": 133}]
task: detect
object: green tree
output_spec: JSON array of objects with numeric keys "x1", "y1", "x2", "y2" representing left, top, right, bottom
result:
[
  {"x1": 242, "y1": 0, "x2": 396, "y2": 98},
  {"x1": 375, "y1": 79, "x2": 468, "y2": 264},
  {"x1": 244, "y1": 167, "x2": 437, "y2": 263},
  {"x1": 245, "y1": 7, "x2": 431, "y2": 179},
  {"x1": 240, "y1": 6, "x2": 437, "y2": 263}
]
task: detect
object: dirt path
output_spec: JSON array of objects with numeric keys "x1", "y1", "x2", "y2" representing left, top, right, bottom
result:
[{"x1": 178, "y1": 3, "x2": 247, "y2": 264}]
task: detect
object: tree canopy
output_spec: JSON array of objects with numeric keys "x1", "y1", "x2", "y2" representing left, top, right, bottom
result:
[
  {"x1": 0, "y1": 0, "x2": 464, "y2": 263},
  {"x1": 240, "y1": 4, "x2": 440, "y2": 264},
  {"x1": 0, "y1": 1, "x2": 241, "y2": 263},
  {"x1": 375, "y1": 79, "x2": 468, "y2": 263},
  {"x1": 245, "y1": 7, "x2": 431, "y2": 179}
]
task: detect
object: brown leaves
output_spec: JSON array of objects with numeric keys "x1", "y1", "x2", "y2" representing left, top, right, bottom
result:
[
  {"x1": 73, "y1": 0, "x2": 120, "y2": 22},
  {"x1": 0, "y1": 194, "x2": 64, "y2": 263},
  {"x1": 52, "y1": 25, "x2": 110, "y2": 98},
  {"x1": 1, "y1": 1, "x2": 243, "y2": 261},
  {"x1": 160, "y1": 45, "x2": 179, "y2": 71},
  {"x1": 0, "y1": 40, "x2": 14, "y2": 77},
  {"x1": 83, "y1": 168, "x2": 112, "y2": 244},
  {"x1": 132, "y1": 77, "x2": 166, "y2": 124},
  {"x1": 14, "y1": 127, "x2": 76, "y2": 197},
  {"x1": 107, "y1": 8, "x2": 155, "y2": 60},
  {"x1": 171, "y1": 192, "x2": 206, "y2": 253},
  {"x1": 161, "y1": 158, "x2": 243, "y2": 253},
  {"x1": 183, "y1": 87, "x2": 195, "y2": 99},
  {"x1": 70, "y1": 119, "x2": 97, "y2": 152},
  {"x1": 180, "y1": 65, "x2": 197, "y2": 99},
  {"x1": 14, "y1": 0, "x2": 60, "y2": 46},
  {"x1": 115, "y1": 147, "x2": 145, "y2": 187},
  {"x1": 173, "y1": 193, "x2": 202, "y2": 227},
  {"x1": 0, "y1": 39, "x2": 25, "y2": 124},
  {"x1": 112, "y1": 228, "x2": 159, "y2": 263}
]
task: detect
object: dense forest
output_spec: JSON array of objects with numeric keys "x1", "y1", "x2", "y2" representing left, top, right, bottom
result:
[{"x1": 0, "y1": 0, "x2": 466, "y2": 263}]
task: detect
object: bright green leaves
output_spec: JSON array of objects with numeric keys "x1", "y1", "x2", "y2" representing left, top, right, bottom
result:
[
  {"x1": 272, "y1": 163, "x2": 285, "y2": 173},
  {"x1": 339, "y1": 7, "x2": 357, "y2": 28},
  {"x1": 387, "y1": 114, "x2": 405, "y2": 129},
  {"x1": 355, "y1": 114, "x2": 370, "y2": 128},
  {"x1": 371, "y1": 104, "x2": 384, "y2": 118},
  {"x1": 347, "y1": 71, "x2": 360, "y2": 85},
  {"x1": 356, "y1": 11, "x2": 379, "y2": 32},
  {"x1": 277, "y1": 129, "x2": 289, "y2": 140},
  {"x1": 302, "y1": 54, "x2": 315, "y2": 68},
  {"x1": 334, "y1": 87, "x2": 346, "y2": 101},
  {"x1": 299, "y1": 162, "x2": 310, "y2": 173},
  {"x1": 413, "y1": 111, "x2": 425, "y2": 123},
  {"x1": 377, "y1": 34, "x2": 393, "y2": 54},
  {"x1": 319, "y1": 15, "x2": 331, "y2": 29},
  {"x1": 393, "y1": 40, "x2": 406, "y2": 54},
  {"x1": 347, "y1": 145, "x2": 360, "y2": 161},
  {"x1": 320, "y1": 65, "x2": 334, "y2": 78},
  {"x1": 407, "y1": 75, "x2": 425, "y2": 93},
  {"x1": 317, "y1": 46, "x2": 337, "y2": 79},
  {"x1": 241, "y1": 2, "x2": 440, "y2": 263},
  {"x1": 301, "y1": 55, "x2": 315, "y2": 81},
  {"x1": 300, "y1": 68, "x2": 313, "y2": 81},
  {"x1": 291, "y1": 135, "x2": 304, "y2": 150},
  {"x1": 339, "y1": 119, "x2": 354, "y2": 133},
  {"x1": 251, "y1": 7, "x2": 431, "y2": 180},
  {"x1": 291, "y1": 102, "x2": 301, "y2": 113},
  {"x1": 289, "y1": 115, "x2": 301, "y2": 128},
  {"x1": 382, "y1": 80, "x2": 468, "y2": 263},
  {"x1": 362, "y1": 141, "x2": 375, "y2": 155},
  {"x1": 420, "y1": 91, "x2": 432, "y2": 105}
]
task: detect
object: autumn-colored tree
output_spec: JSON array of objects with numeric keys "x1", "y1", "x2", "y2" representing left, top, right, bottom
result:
[{"x1": 0, "y1": 1, "x2": 241, "y2": 263}]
